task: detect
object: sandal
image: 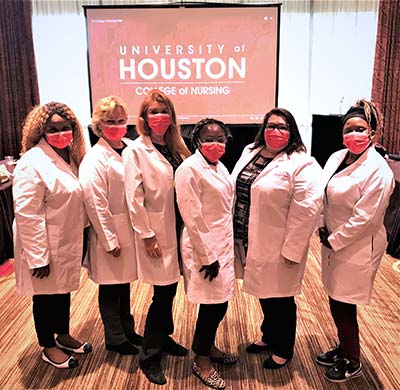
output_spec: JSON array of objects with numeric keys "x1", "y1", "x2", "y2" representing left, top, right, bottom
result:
[
  {"x1": 192, "y1": 361, "x2": 226, "y2": 389},
  {"x1": 210, "y1": 352, "x2": 238, "y2": 365}
]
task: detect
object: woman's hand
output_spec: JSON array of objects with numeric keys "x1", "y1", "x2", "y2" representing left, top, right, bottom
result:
[
  {"x1": 318, "y1": 227, "x2": 332, "y2": 249},
  {"x1": 144, "y1": 236, "x2": 162, "y2": 258},
  {"x1": 107, "y1": 246, "x2": 121, "y2": 257},
  {"x1": 199, "y1": 261, "x2": 220, "y2": 281},
  {"x1": 32, "y1": 265, "x2": 50, "y2": 279}
]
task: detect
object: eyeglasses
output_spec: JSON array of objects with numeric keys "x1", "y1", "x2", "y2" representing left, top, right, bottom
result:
[
  {"x1": 266, "y1": 124, "x2": 289, "y2": 131},
  {"x1": 200, "y1": 137, "x2": 227, "y2": 143}
]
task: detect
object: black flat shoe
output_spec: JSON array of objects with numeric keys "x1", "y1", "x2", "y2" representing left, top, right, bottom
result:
[
  {"x1": 246, "y1": 342, "x2": 270, "y2": 354},
  {"x1": 106, "y1": 341, "x2": 139, "y2": 355},
  {"x1": 163, "y1": 337, "x2": 188, "y2": 356},
  {"x1": 126, "y1": 332, "x2": 143, "y2": 346},
  {"x1": 140, "y1": 363, "x2": 167, "y2": 385},
  {"x1": 263, "y1": 355, "x2": 291, "y2": 370}
]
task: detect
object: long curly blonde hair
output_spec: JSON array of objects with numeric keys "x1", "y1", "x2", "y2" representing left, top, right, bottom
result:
[
  {"x1": 137, "y1": 90, "x2": 191, "y2": 159},
  {"x1": 21, "y1": 102, "x2": 86, "y2": 166}
]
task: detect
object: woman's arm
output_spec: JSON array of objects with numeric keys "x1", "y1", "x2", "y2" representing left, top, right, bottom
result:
[
  {"x1": 282, "y1": 157, "x2": 324, "y2": 263},
  {"x1": 328, "y1": 168, "x2": 394, "y2": 251},
  {"x1": 175, "y1": 164, "x2": 218, "y2": 265},
  {"x1": 13, "y1": 164, "x2": 50, "y2": 270},
  {"x1": 79, "y1": 156, "x2": 119, "y2": 254}
]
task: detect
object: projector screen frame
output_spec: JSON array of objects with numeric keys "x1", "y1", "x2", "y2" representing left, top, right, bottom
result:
[{"x1": 83, "y1": 2, "x2": 281, "y2": 126}]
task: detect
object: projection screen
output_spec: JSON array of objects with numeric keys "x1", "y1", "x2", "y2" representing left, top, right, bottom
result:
[{"x1": 84, "y1": 4, "x2": 280, "y2": 125}]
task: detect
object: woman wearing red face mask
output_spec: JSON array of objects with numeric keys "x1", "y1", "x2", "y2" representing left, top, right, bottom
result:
[
  {"x1": 13, "y1": 102, "x2": 92, "y2": 369},
  {"x1": 79, "y1": 96, "x2": 142, "y2": 356},
  {"x1": 231, "y1": 108, "x2": 323, "y2": 370},
  {"x1": 123, "y1": 90, "x2": 191, "y2": 385},
  {"x1": 316, "y1": 99, "x2": 394, "y2": 383},
  {"x1": 175, "y1": 118, "x2": 237, "y2": 390}
]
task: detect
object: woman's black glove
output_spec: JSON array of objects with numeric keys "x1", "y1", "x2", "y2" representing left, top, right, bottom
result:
[
  {"x1": 318, "y1": 227, "x2": 332, "y2": 249},
  {"x1": 32, "y1": 264, "x2": 50, "y2": 279},
  {"x1": 199, "y1": 261, "x2": 220, "y2": 282}
]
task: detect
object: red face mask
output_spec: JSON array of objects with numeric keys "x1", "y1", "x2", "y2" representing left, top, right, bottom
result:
[
  {"x1": 343, "y1": 132, "x2": 370, "y2": 155},
  {"x1": 46, "y1": 130, "x2": 73, "y2": 149},
  {"x1": 103, "y1": 125, "x2": 127, "y2": 141},
  {"x1": 264, "y1": 129, "x2": 290, "y2": 151},
  {"x1": 200, "y1": 142, "x2": 226, "y2": 163},
  {"x1": 148, "y1": 114, "x2": 171, "y2": 136}
]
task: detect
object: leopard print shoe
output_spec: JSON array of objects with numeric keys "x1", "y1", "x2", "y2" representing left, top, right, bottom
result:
[{"x1": 192, "y1": 361, "x2": 226, "y2": 389}]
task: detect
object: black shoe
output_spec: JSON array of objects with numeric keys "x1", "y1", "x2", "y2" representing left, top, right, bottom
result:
[
  {"x1": 325, "y1": 358, "x2": 362, "y2": 382},
  {"x1": 140, "y1": 363, "x2": 167, "y2": 385},
  {"x1": 246, "y1": 342, "x2": 270, "y2": 354},
  {"x1": 126, "y1": 332, "x2": 143, "y2": 346},
  {"x1": 316, "y1": 346, "x2": 343, "y2": 367},
  {"x1": 106, "y1": 341, "x2": 139, "y2": 355},
  {"x1": 262, "y1": 355, "x2": 291, "y2": 370},
  {"x1": 163, "y1": 337, "x2": 188, "y2": 356}
]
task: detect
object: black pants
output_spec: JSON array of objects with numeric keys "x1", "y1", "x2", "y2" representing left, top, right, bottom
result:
[
  {"x1": 329, "y1": 296, "x2": 360, "y2": 365},
  {"x1": 140, "y1": 282, "x2": 178, "y2": 367},
  {"x1": 259, "y1": 296, "x2": 297, "y2": 360},
  {"x1": 98, "y1": 283, "x2": 135, "y2": 346},
  {"x1": 32, "y1": 293, "x2": 70, "y2": 348},
  {"x1": 192, "y1": 302, "x2": 228, "y2": 356}
]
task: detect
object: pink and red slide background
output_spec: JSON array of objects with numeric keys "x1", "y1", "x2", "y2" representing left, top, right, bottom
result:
[{"x1": 86, "y1": 6, "x2": 279, "y2": 125}]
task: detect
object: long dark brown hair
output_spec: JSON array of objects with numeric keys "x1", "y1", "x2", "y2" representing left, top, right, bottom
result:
[{"x1": 251, "y1": 108, "x2": 306, "y2": 155}]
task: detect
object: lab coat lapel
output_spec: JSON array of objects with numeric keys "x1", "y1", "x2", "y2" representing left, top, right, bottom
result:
[
  {"x1": 231, "y1": 145, "x2": 263, "y2": 180},
  {"x1": 254, "y1": 151, "x2": 286, "y2": 180},
  {"x1": 39, "y1": 138, "x2": 78, "y2": 177},
  {"x1": 142, "y1": 135, "x2": 172, "y2": 167},
  {"x1": 97, "y1": 137, "x2": 124, "y2": 161},
  {"x1": 195, "y1": 149, "x2": 228, "y2": 184}
]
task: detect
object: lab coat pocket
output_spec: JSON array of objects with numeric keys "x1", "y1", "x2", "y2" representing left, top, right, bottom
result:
[
  {"x1": 47, "y1": 224, "x2": 61, "y2": 262},
  {"x1": 148, "y1": 212, "x2": 167, "y2": 247},
  {"x1": 113, "y1": 214, "x2": 134, "y2": 247}
]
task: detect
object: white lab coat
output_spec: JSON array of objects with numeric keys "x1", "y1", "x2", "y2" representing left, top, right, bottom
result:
[
  {"x1": 231, "y1": 144, "x2": 323, "y2": 298},
  {"x1": 13, "y1": 138, "x2": 85, "y2": 296},
  {"x1": 79, "y1": 138, "x2": 137, "y2": 284},
  {"x1": 175, "y1": 150, "x2": 235, "y2": 304},
  {"x1": 122, "y1": 135, "x2": 180, "y2": 285},
  {"x1": 321, "y1": 146, "x2": 394, "y2": 305}
]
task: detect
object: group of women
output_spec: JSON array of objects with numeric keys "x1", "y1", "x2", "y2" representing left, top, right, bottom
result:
[{"x1": 12, "y1": 90, "x2": 394, "y2": 389}]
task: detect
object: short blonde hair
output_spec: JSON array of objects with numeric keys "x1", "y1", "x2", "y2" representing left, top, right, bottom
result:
[
  {"x1": 91, "y1": 95, "x2": 128, "y2": 137},
  {"x1": 21, "y1": 102, "x2": 86, "y2": 166}
]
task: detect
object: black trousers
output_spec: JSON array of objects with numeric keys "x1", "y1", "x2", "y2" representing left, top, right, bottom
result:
[
  {"x1": 192, "y1": 302, "x2": 228, "y2": 356},
  {"x1": 259, "y1": 296, "x2": 297, "y2": 360},
  {"x1": 329, "y1": 296, "x2": 360, "y2": 365},
  {"x1": 98, "y1": 283, "x2": 135, "y2": 346},
  {"x1": 32, "y1": 293, "x2": 70, "y2": 348},
  {"x1": 140, "y1": 282, "x2": 178, "y2": 367}
]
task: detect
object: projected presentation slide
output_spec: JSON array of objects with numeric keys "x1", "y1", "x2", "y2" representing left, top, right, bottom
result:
[{"x1": 85, "y1": 6, "x2": 279, "y2": 125}]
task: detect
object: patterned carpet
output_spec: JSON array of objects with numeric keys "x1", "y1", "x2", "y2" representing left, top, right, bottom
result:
[{"x1": 0, "y1": 235, "x2": 399, "y2": 390}]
